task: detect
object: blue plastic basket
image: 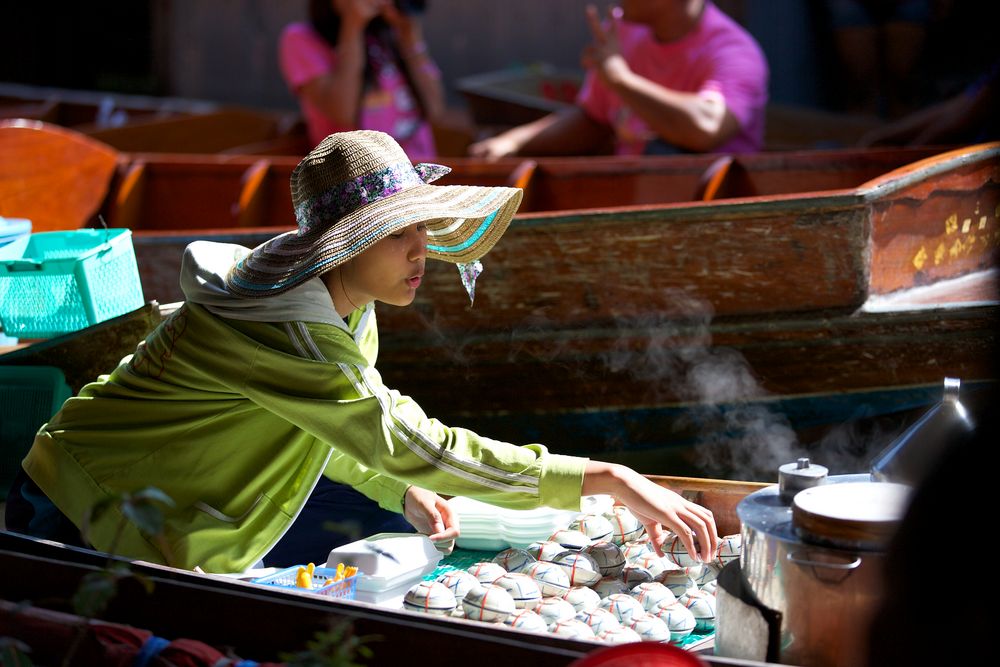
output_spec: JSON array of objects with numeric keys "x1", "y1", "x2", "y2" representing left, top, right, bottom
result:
[
  {"x1": 0, "y1": 229, "x2": 145, "y2": 338},
  {"x1": 0, "y1": 365, "x2": 72, "y2": 496},
  {"x1": 252, "y1": 565, "x2": 359, "y2": 600}
]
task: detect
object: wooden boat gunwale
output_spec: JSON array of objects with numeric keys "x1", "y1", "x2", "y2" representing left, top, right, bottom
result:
[
  {"x1": 0, "y1": 475, "x2": 767, "y2": 665},
  {"x1": 511, "y1": 140, "x2": 1000, "y2": 225},
  {"x1": 855, "y1": 141, "x2": 1000, "y2": 199}
]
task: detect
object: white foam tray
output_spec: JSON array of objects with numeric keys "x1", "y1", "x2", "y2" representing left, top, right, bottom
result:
[{"x1": 449, "y1": 495, "x2": 615, "y2": 550}]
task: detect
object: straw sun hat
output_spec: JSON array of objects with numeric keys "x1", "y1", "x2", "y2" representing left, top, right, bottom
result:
[{"x1": 226, "y1": 130, "x2": 522, "y2": 298}]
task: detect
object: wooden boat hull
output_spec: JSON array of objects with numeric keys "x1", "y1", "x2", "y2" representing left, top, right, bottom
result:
[{"x1": 127, "y1": 143, "x2": 999, "y2": 318}]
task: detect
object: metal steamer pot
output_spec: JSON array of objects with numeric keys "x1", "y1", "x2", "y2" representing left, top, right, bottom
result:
[
  {"x1": 716, "y1": 378, "x2": 976, "y2": 666},
  {"x1": 721, "y1": 473, "x2": 909, "y2": 667}
]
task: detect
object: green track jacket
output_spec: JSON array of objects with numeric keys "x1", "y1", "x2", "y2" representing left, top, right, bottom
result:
[{"x1": 23, "y1": 242, "x2": 587, "y2": 573}]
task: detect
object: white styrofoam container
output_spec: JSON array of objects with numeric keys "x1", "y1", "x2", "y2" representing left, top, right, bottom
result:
[
  {"x1": 326, "y1": 533, "x2": 443, "y2": 607},
  {"x1": 0, "y1": 218, "x2": 30, "y2": 344},
  {"x1": 450, "y1": 495, "x2": 616, "y2": 550}
]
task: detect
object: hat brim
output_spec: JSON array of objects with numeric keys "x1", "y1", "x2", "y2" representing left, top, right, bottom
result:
[{"x1": 227, "y1": 184, "x2": 522, "y2": 297}]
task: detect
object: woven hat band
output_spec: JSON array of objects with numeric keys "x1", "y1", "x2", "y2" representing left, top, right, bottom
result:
[
  {"x1": 224, "y1": 130, "x2": 522, "y2": 298},
  {"x1": 295, "y1": 160, "x2": 453, "y2": 234}
]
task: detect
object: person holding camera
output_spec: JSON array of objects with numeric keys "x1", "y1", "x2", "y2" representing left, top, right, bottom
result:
[{"x1": 280, "y1": 0, "x2": 445, "y2": 159}]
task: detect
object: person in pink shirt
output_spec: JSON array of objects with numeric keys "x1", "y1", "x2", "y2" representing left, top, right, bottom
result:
[
  {"x1": 280, "y1": 0, "x2": 444, "y2": 160},
  {"x1": 469, "y1": 0, "x2": 769, "y2": 158}
]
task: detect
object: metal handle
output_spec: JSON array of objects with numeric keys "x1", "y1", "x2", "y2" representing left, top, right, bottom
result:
[{"x1": 786, "y1": 551, "x2": 862, "y2": 570}]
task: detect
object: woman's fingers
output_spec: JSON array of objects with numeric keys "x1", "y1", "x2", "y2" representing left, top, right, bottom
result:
[
  {"x1": 585, "y1": 4, "x2": 606, "y2": 43},
  {"x1": 641, "y1": 520, "x2": 670, "y2": 557},
  {"x1": 430, "y1": 497, "x2": 461, "y2": 542},
  {"x1": 635, "y1": 507, "x2": 698, "y2": 561},
  {"x1": 689, "y1": 503, "x2": 719, "y2": 560},
  {"x1": 403, "y1": 486, "x2": 461, "y2": 543},
  {"x1": 621, "y1": 478, "x2": 719, "y2": 563}
]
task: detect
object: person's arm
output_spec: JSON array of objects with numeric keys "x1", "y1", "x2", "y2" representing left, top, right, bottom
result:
[
  {"x1": 582, "y1": 461, "x2": 718, "y2": 563},
  {"x1": 383, "y1": 6, "x2": 446, "y2": 122},
  {"x1": 603, "y1": 75, "x2": 739, "y2": 152},
  {"x1": 242, "y1": 327, "x2": 716, "y2": 559},
  {"x1": 323, "y1": 446, "x2": 409, "y2": 511},
  {"x1": 582, "y1": 5, "x2": 739, "y2": 152},
  {"x1": 295, "y1": 0, "x2": 378, "y2": 128},
  {"x1": 861, "y1": 64, "x2": 998, "y2": 147},
  {"x1": 324, "y1": 441, "x2": 459, "y2": 542},
  {"x1": 467, "y1": 106, "x2": 613, "y2": 159},
  {"x1": 857, "y1": 96, "x2": 964, "y2": 147}
]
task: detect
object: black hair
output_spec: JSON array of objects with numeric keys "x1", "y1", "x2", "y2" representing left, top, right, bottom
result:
[{"x1": 307, "y1": 0, "x2": 429, "y2": 125}]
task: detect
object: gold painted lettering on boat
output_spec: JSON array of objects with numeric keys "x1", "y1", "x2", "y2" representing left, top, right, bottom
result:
[
  {"x1": 949, "y1": 239, "x2": 964, "y2": 259},
  {"x1": 913, "y1": 246, "x2": 927, "y2": 269},
  {"x1": 945, "y1": 213, "x2": 958, "y2": 234},
  {"x1": 962, "y1": 218, "x2": 972, "y2": 233},
  {"x1": 980, "y1": 216, "x2": 988, "y2": 230},
  {"x1": 933, "y1": 243, "x2": 945, "y2": 266}
]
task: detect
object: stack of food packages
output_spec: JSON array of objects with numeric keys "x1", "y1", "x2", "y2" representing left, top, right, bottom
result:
[{"x1": 402, "y1": 506, "x2": 741, "y2": 645}]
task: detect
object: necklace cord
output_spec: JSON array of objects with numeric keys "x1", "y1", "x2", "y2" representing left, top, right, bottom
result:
[{"x1": 339, "y1": 266, "x2": 362, "y2": 312}]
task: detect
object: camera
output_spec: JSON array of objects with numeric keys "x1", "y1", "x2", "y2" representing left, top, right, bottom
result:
[{"x1": 395, "y1": 0, "x2": 427, "y2": 15}]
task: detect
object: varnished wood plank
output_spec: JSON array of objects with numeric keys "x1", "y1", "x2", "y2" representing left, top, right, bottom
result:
[
  {"x1": 0, "y1": 119, "x2": 119, "y2": 231},
  {"x1": 235, "y1": 158, "x2": 273, "y2": 228},
  {"x1": 110, "y1": 160, "x2": 147, "y2": 230},
  {"x1": 83, "y1": 109, "x2": 286, "y2": 154}
]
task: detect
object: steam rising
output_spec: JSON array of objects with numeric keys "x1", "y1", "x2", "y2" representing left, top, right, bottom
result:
[
  {"x1": 409, "y1": 285, "x2": 898, "y2": 482},
  {"x1": 599, "y1": 290, "x2": 890, "y2": 481}
]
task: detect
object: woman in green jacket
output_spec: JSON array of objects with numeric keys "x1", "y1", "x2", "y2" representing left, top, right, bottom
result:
[{"x1": 6, "y1": 130, "x2": 718, "y2": 573}]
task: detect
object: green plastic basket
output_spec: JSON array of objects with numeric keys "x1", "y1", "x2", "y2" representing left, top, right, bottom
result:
[
  {"x1": 0, "y1": 229, "x2": 145, "y2": 338},
  {"x1": 0, "y1": 365, "x2": 72, "y2": 497}
]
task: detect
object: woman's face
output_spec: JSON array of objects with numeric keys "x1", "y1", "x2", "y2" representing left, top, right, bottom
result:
[
  {"x1": 621, "y1": 0, "x2": 677, "y2": 25},
  {"x1": 336, "y1": 221, "x2": 428, "y2": 310}
]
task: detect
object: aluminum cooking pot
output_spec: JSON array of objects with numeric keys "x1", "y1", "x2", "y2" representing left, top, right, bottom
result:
[{"x1": 722, "y1": 475, "x2": 910, "y2": 667}]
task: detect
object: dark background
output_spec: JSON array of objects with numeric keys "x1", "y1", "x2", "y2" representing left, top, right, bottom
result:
[{"x1": 3, "y1": 0, "x2": 998, "y2": 119}]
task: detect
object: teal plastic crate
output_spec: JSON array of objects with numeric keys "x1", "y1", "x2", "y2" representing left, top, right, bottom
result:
[
  {"x1": 0, "y1": 365, "x2": 72, "y2": 497},
  {"x1": 0, "y1": 229, "x2": 145, "y2": 338}
]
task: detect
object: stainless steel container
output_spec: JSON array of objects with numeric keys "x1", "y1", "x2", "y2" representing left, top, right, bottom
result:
[
  {"x1": 721, "y1": 475, "x2": 910, "y2": 667},
  {"x1": 719, "y1": 378, "x2": 984, "y2": 666}
]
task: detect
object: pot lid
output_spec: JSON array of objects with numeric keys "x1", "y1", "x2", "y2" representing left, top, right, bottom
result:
[{"x1": 792, "y1": 482, "x2": 911, "y2": 550}]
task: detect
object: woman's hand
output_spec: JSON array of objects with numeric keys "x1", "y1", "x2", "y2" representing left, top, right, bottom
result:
[
  {"x1": 403, "y1": 486, "x2": 460, "y2": 548},
  {"x1": 380, "y1": 2, "x2": 424, "y2": 53},
  {"x1": 334, "y1": 0, "x2": 387, "y2": 31},
  {"x1": 582, "y1": 461, "x2": 719, "y2": 562},
  {"x1": 581, "y1": 4, "x2": 632, "y2": 88},
  {"x1": 467, "y1": 133, "x2": 520, "y2": 160}
]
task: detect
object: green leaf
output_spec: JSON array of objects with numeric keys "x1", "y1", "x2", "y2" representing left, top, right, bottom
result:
[
  {"x1": 280, "y1": 620, "x2": 380, "y2": 667},
  {"x1": 121, "y1": 501, "x2": 165, "y2": 537},
  {"x1": 0, "y1": 637, "x2": 36, "y2": 667},
  {"x1": 72, "y1": 572, "x2": 118, "y2": 618},
  {"x1": 132, "y1": 487, "x2": 175, "y2": 507}
]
